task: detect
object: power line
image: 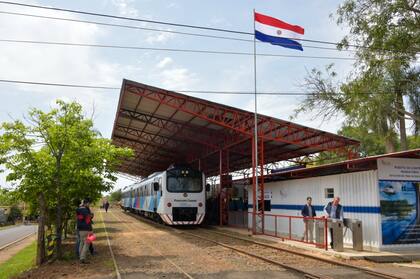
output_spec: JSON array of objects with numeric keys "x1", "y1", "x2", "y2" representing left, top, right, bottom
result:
[
  {"x1": 0, "y1": 1, "x2": 418, "y2": 54},
  {"x1": 0, "y1": 79, "x2": 119, "y2": 90},
  {"x1": 0, "y1": 78, "x2": 415, "y2": 96},
  {"x1": 0, "y1": 39, "x2": 357, "y2": 60},
  {"x1": 0, "y1": 10, "x2": 353, "y2": 52},
  {"x1": 0, "y1": 1, "x2": 251, "y2": 35}
]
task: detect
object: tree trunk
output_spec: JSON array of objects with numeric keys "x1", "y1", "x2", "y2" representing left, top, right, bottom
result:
[
  {"x1": 54, "y1": 159, "x2": 63, "y2": 259},
  {"x1": 384, "y1": 138, "x2": 396, "y2": 153},
  {"x1": 36, "y1": 193, "x2": 47, "y2": 266},
  {"x1": 63, "y1": 216, "x2": 69, "y2": 239},
  {"x1": 396, "y1": 91, "x2": 408, "y2": 150}
]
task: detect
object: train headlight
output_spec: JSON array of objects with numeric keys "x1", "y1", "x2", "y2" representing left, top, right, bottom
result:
[
  {"x1": 198, "y1": 202, "x2": 203, "y2": 207},
  {"x1": 167, "y1": 202, "x2": 172, "y2": 207}
]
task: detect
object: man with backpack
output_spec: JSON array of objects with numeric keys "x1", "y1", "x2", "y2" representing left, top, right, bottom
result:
[{"x1": 76, "y1": 199, "x2": 93, "y2": 264}]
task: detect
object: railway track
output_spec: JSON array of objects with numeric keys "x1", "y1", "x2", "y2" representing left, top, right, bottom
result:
[
  {"x1": 123, "y1": 211, "x2": 403, "y2": 279},
  {"x1": 108, "y1": 211, "x2": 195, "y2": 279}
]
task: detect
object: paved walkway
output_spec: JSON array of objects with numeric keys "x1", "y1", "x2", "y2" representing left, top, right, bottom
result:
[{"x1": 0, "y1": 225, "x2": 37, "y2": 248}]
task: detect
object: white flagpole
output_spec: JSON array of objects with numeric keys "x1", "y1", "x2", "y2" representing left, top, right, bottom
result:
[{"x1": 253, "y1": 9, "x2": 259, "y2": 230}]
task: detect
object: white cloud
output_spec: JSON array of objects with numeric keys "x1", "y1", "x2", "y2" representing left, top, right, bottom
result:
[
  {"x1": 111, "y1": 0, "x2": 139, "y2": 17},
  {"x1": 160, "y1": 67, "x2": 198, "y2": 90},
  {"x1": 156, "y1": 57, "x2": 173, "y2": 69},
  {"x1": 0, "y1": 5, "x2": 121, "y2": 103},
  {"x1": 145, "y1": 31, "x2": 175, "y2": 44}
]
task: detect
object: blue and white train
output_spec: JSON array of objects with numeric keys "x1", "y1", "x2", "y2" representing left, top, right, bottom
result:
[{"x1": 121, "y1": 165, "x2": 208, "y2": 225}]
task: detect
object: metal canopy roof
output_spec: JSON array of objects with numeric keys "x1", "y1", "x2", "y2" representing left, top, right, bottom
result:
[{"x1": 111, "y1": 79, "x2": 359, "y2": 177}]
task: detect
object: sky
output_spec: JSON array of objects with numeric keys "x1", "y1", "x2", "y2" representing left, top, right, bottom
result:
[{"x1": 0, "y1": 0, "x2": 356, "y2": 190}]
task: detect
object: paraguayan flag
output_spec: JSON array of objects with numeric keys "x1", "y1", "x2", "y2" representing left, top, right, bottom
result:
[{"x1": 255, "y1": 12, "x2": 304, "y2": 51}]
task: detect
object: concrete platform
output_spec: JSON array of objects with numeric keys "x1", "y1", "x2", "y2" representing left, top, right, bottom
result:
[{"x1": 213, "y1": 226, "x2": 420, "y2": 263}]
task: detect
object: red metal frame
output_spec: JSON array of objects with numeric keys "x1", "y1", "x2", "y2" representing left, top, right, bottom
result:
[
  {"x1": 232, "y1": 212, "x2": 329, "y2": 250},
  {"x1": 111, "y1": 79, "x2": 361, "y2": 233}
]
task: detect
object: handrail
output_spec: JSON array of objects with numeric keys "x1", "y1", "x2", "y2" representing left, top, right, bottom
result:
[{"x1": 227, "y1": 211, "x2": 328, "y2": 250}]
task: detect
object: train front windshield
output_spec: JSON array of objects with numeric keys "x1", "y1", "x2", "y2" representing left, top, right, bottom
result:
[{"x1": 167, "y1": 169, "x2": 202, "y2": 193}]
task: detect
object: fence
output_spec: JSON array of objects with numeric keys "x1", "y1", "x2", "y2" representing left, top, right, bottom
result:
[{"x1": 227, "y1": 211, "x2": 328, "y2": 250}]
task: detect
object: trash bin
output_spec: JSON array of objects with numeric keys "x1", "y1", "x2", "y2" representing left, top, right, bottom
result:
[
  {"x1": 344, "y1": 218, "x2": 363, "y2": 251},
  {"x1": 328, "y1": 219, "x2": 344, "y2": 252},
  {"x1": 315, "y1": 219, "x2": 325, "y2": 247}
]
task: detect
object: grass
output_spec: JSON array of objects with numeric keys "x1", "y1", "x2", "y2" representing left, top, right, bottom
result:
[{"x1": 0, "y1": 241, "x2": 36, "y2": 279}]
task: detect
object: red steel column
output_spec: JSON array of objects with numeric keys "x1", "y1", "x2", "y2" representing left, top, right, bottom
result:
[{"x1": 219, "y1": 149, "x2": 223, "y2": 226}]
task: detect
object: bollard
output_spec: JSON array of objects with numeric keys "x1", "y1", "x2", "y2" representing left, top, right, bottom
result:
[
  {"x1": 343, "y1": 218, "x2": 364, "y2": 251},
  {"x1": 328, "y1": 219, "x2": 344, "y2": 252},
  {"x1": 351, "y1": 220, "x2": 363, "y2": 251}
]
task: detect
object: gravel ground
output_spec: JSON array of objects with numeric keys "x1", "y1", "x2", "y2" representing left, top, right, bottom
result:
[
  {"x1": 15, "y1": 209, "x2": 420, "y2": 279},
  {"x1": 110, "y1": 210, "x2": 302, "y2": 278}
]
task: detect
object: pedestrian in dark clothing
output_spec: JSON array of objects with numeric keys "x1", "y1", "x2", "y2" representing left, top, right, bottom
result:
[
  {"x1": 76, "y1": 199, "x2": 93, "y2": 264},
  {"x1": 301, "y1": 197, "x2": 316, "y2": 242},
  {"x1": 104, "y1": 201, "x2": 110, "y2": 213}
]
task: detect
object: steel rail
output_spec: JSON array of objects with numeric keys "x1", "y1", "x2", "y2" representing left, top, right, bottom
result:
[
  {"x1": 180, "y1": 229, "x2": 322, "y2": 279},
  {"x1": 123, "y1": 211, "x2": 403, "y2": 279},
  {"x1": 195, "y1": 228, "x2": 403, "y2": 279},
  {"x1": 122, "y1": 211, "x2": 323, "y2": 279},
  {"x1": 110, "y1": 211, "x2": 194, "y2": 279}
]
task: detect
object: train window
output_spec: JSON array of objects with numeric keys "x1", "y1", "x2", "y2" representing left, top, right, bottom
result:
[{"x1": 167, "y1": 169, "x2": 203, "y2": 193}]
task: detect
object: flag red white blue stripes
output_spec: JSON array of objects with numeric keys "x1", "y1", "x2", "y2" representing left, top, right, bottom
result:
[{"x1": 255, "y1": 12, "x2": 304, "y2": 51}]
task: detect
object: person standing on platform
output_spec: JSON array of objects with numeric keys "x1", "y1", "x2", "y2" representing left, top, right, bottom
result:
[
  {"x1": 76, "y1": 199, "x2": 93, "y2": 264},
  {"x1": 323, "y1": 196, "x2": 343, "y2": 248},
  {"x1": 301, "y1": 196, "x2": 316, "y2": 242}
]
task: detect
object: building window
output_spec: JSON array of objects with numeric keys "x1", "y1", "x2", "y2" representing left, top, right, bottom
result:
[{"x1": 325, "y1": 188, "x2": 334, "y2": 199}]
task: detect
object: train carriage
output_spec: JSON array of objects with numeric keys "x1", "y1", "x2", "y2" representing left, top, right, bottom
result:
[{"x1": 121, "y1": 165, "x2": 207, "y2": 225}]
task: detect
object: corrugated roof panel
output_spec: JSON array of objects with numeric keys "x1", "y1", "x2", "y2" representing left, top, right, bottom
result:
[{"x1": 111, "y1": 79, "x2": 360, "y2": 177}]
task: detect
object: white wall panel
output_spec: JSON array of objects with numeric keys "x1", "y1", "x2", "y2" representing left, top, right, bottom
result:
[{"x1": 248, "y1": 170, "x2": 382, "y2": 250}]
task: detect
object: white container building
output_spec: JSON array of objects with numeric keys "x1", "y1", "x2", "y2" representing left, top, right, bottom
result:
[{"x1": 244, "y1": 149, "x2": 420, "y2": 251}]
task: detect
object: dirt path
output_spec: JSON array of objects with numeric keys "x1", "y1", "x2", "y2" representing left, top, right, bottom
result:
[
  {"x1": 18, "y1": 208, "x2": 302, "y2": 278},
  {"x1": 105, "y1": 209, "x2": 301, "y2": 278},
  {"x1": 19, "y1": 210, "x2": 116, "y2": 279},
  {"x1": 13, "y1": 208, "x2": 420, "y2": 279}
]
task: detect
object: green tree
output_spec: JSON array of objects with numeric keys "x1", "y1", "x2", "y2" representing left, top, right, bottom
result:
[
  {"x1": 7, "y1": 205, "x2": 22, "y2": 223},
  {"x1": 0, "y1": 100, "x2": 132, "y2": 264},
  {"x1": 109, "y1": 189, "x2": 122, "y2": 203},
  {"x1": 408, "y1": 135, "x2": 420, "y2": 149},
  {"x1": 0, "y1": 188, "x2": 18, "y2": 206},
  {"x1": 338, "y1": 125, "x2": 387, "y2": 156},
  {"x1": 295, "y1": 0, "x2": 419, "y2": 153}
]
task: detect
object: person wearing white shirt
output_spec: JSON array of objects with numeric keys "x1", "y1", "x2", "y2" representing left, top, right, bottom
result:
[{"x1": 323, "y1": 197, "x2": 343, "y2": 248}]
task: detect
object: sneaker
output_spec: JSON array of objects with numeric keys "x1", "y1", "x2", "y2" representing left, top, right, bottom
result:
[{"x1": 80, "y1": 259, "x2": 90, "y2": 264}]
